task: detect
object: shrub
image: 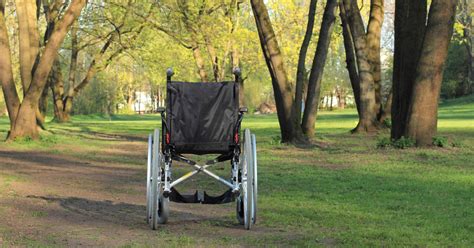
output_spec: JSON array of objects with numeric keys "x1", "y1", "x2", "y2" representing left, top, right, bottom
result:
[
  {"x1": 376, "y1": 136, "x2": 415, "y2": 149},
  {"x1": 382, "y1": 118, "x2": 392, "y2": 128},
  {"x1": 392, "y1": 137, "x2": 416, "y2": 149},
  {"x1": 432, "y1": 136, "x2": 448, "y2": 147}
]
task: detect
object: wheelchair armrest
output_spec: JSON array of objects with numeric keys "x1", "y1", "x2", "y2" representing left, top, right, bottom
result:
[
  {"x1": 239, "y1": 107, "x2": 248, "y2": 113},
  {"x1": 157, "y1": 107, "x2": 166, "y2": 113}
]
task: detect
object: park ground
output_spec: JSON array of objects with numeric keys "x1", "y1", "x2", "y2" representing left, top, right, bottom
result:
[{"x1": 0, "y1": 96, "x2": 473, "y2": 247}]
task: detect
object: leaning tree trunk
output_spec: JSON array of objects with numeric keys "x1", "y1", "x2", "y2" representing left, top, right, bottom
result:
[
  {"x1": 250, "y1": 0, "x2": 305, "y2": 143},
  {"x1": 339, "y1": 1, "x2": 361, "y2": 115},
  {"x1": 405, "y1": 0, "x2": 458, "y2": 146},
  {"x1": 301, "y1": 0, "x2": 338, "y2": 137},
  {"x1": 391, "y1": 0, "x2": 427, "y2": 140}
]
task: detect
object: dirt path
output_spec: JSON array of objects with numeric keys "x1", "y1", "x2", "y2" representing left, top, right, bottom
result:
[{"x1": 0, "y1": 139, "x2": 290, "y2": 247}]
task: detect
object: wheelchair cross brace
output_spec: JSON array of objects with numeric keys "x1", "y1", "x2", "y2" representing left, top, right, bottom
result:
[{"x1": 166, "y1": 154, "x2": 240, "y2": 194}]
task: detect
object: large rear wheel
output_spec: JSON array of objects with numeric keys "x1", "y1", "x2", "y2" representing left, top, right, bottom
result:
[
  {"x1": 146, "y1": 134, "x2": 153, "y2": 224},
  {"x1": 242, "y1": 129, "x2": 256, "y2": 230},
  {"x1": 150, "y1": 129, "x2": 162, "y2": 230}
]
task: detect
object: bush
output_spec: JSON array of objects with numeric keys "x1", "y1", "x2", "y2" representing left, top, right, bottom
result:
[
  {"x1": 392, "y1": 137, "x2": 416, "y2": 149},
  {"x1": 432, "y1": 136, "x2": 448, "y2": 148},
  {"x1": 382, "y1": 118, "x2": 392, "y2": 128},
  {"x1": 377, "y1": 136, "x2": 416, "y2": 149}
]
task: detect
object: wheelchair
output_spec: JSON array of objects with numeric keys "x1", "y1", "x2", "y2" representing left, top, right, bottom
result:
[{"x1": 146, "y1": 68, "x2": 257, "y2": 230}]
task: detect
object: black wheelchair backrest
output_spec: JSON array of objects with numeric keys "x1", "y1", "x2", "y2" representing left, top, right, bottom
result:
[{"x1": 166, "y1": 81, "x2": 240, "y2": 155}]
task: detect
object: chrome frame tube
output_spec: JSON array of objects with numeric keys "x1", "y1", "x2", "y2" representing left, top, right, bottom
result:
[{"x1": 168, "y1": 163, "x2": 235, "y2": 190}]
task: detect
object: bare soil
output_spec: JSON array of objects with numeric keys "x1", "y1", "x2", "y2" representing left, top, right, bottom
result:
[{"x1": 0, "y1": 138, "x2": 293, "y2": 247}]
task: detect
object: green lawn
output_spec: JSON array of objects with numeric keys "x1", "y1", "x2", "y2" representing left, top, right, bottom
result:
[{"x1": 0, "y1": 96, "x2": 473, "y2": 246}]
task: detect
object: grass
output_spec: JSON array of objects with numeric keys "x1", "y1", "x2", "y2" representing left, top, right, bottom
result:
[{"x1": 0, "y1": 95, "x2": 473, "y2": 246}]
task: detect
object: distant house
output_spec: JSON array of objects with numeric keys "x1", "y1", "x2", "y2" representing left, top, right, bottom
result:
[{"x1": 133, "y1": 91, "x2": 153, "y2": 114}]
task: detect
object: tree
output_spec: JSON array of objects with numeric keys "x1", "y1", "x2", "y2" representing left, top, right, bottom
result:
[
  {"x1": 0, "y1": 0, "x2": 87, "y2": 140},
  {"x1": 392, "y1": 0, "x2": 458, "y2": 146},
  {"x1": 50, "y1": 1, "x2": 149, "y2": 122},
  {"x1": 339, "y1": 0, "x2": 385, "y2": 133},
  {"x1": 251, "y1": 0, "x2": 338, "y2": 143},
  {"x1": 301, "y1": 0, "x2": 338, "y2": 137},
  {"x1": 250, "y1": 0, "x2": 303, "y2": 142}
]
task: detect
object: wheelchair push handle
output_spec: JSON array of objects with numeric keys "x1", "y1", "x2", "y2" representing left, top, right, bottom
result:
[
  {"x1": 233, "y1": 67, "x2": 241, "y2": 82},
  {"x1": 166, "y1": 68, "x2": 174, "y2": 81}
]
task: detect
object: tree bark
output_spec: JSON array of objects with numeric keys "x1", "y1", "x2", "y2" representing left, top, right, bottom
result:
[
  {"x1": 391, "y1": 0, "x2": 427, "y2": 140},
  {"x1": 204, "y1": 35, "x2": 220, "y2": 81},
  {"x1": 378, "y1": 90, "x2": 392, "y2": 124},
  {"x1": 250, "y1": 0, "x2": 305, "y2": 143},
  {"x1": 366, "y1": 0, "x2": 384, "y2": 116},
  {"x1": 294, "y1": 0, "x2": 317, "y2": 127},
  {"x1": 405, "y1": 0, "x2": 458, "y2": 146},
  {"x1": 15, "y1": 0, "x2": 39, "y2": 94},
  {"x1": 50, "y1": 60, "x2": 67, "y2": 122},
  {"x1": 339, "y1": 1, "x2": 361, "y2": 115},
  {"x1": 343, "y1": 0, "x2": 379, "y2": 133},
  {"x1": 0, "y1": 4, "x2": 21, "y2": 128},
  {"x1": 301, "y1": 0, "x2": 337, "y2": 137}
]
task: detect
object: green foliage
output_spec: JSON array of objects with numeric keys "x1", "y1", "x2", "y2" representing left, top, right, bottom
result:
[
  {"x1": 441, "y1": 41, "x2": 470, "y2": 98},
  {"x1": 382, "y1": 118, "x2": 391, "y2": 128},
  {"x1": 377, "y1": 136, "x2": 416, "y2": 149},
  {"x1": 432, "y1": 136, "x2": 449, "y2": 148},
  {"x1": 392, "y1": 136, "x2": 416, "y2": 149},
  {"x1": 73, "y1": 75, "x2": 119, "y2": 115}
]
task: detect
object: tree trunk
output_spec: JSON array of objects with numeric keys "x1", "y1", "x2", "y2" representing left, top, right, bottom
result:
[
  {"x1": 9, "y1": 97, "x2": 39, "y2": 140},
  {"x1": 366, "y1": 0, "x2": 384, "y2": 116},
  {"x1": 343, "y1": 0, "x2": 379, "y2": 133},
  {"x1": 250, "y1": 0, "x2": 305, "y2": 143},
  {"x1": 230, "y1": 41, "x2": 245, "y2": 106},
  {"x1": 15, "y1": 0, "x2": 39, "y2": 94},
  {"x1": 391, "y1": 0, "x2": 427, "y2": 140},
  {"x1": 0, "y1": 4, "x2": 21, "y2": 129},
  {"x1": 378, "y1": 90, "x2": 392, "y2": 124},
  {"x1": 192, "y1": 43, "x2": 209, "y2": 81},
  {"x1": 405, "y1": 0, "x2": 458, "y2": 146},
  {"x1": 204, "y1": 35, "x2": 220, "y2": 81},
  {"x1": 301, "y1": 0, "x2": 337, "y2": 137},
  {"x1": 294, "y1": 0, "x2": 317, "y2": 128},
  {"x1": 50, "y1": 60, "x2": 68, "y2": 122},
  {"x1": 8, "y1": 0, "x2": 86, "y2": 140},
  {"x1": 38, "y1": 84, "x2": 49, "y2": 116},
  {"x1": 460, "y1": 0, "x2": 473, "y2": 93},
  {"x1": 339, "y1": 1, "x2": 361, "y2": 115}
]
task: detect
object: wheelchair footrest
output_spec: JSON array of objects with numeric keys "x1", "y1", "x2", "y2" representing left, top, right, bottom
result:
[{"x1": 169, "y1": 187, "x2": 235, "y2": 204}]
